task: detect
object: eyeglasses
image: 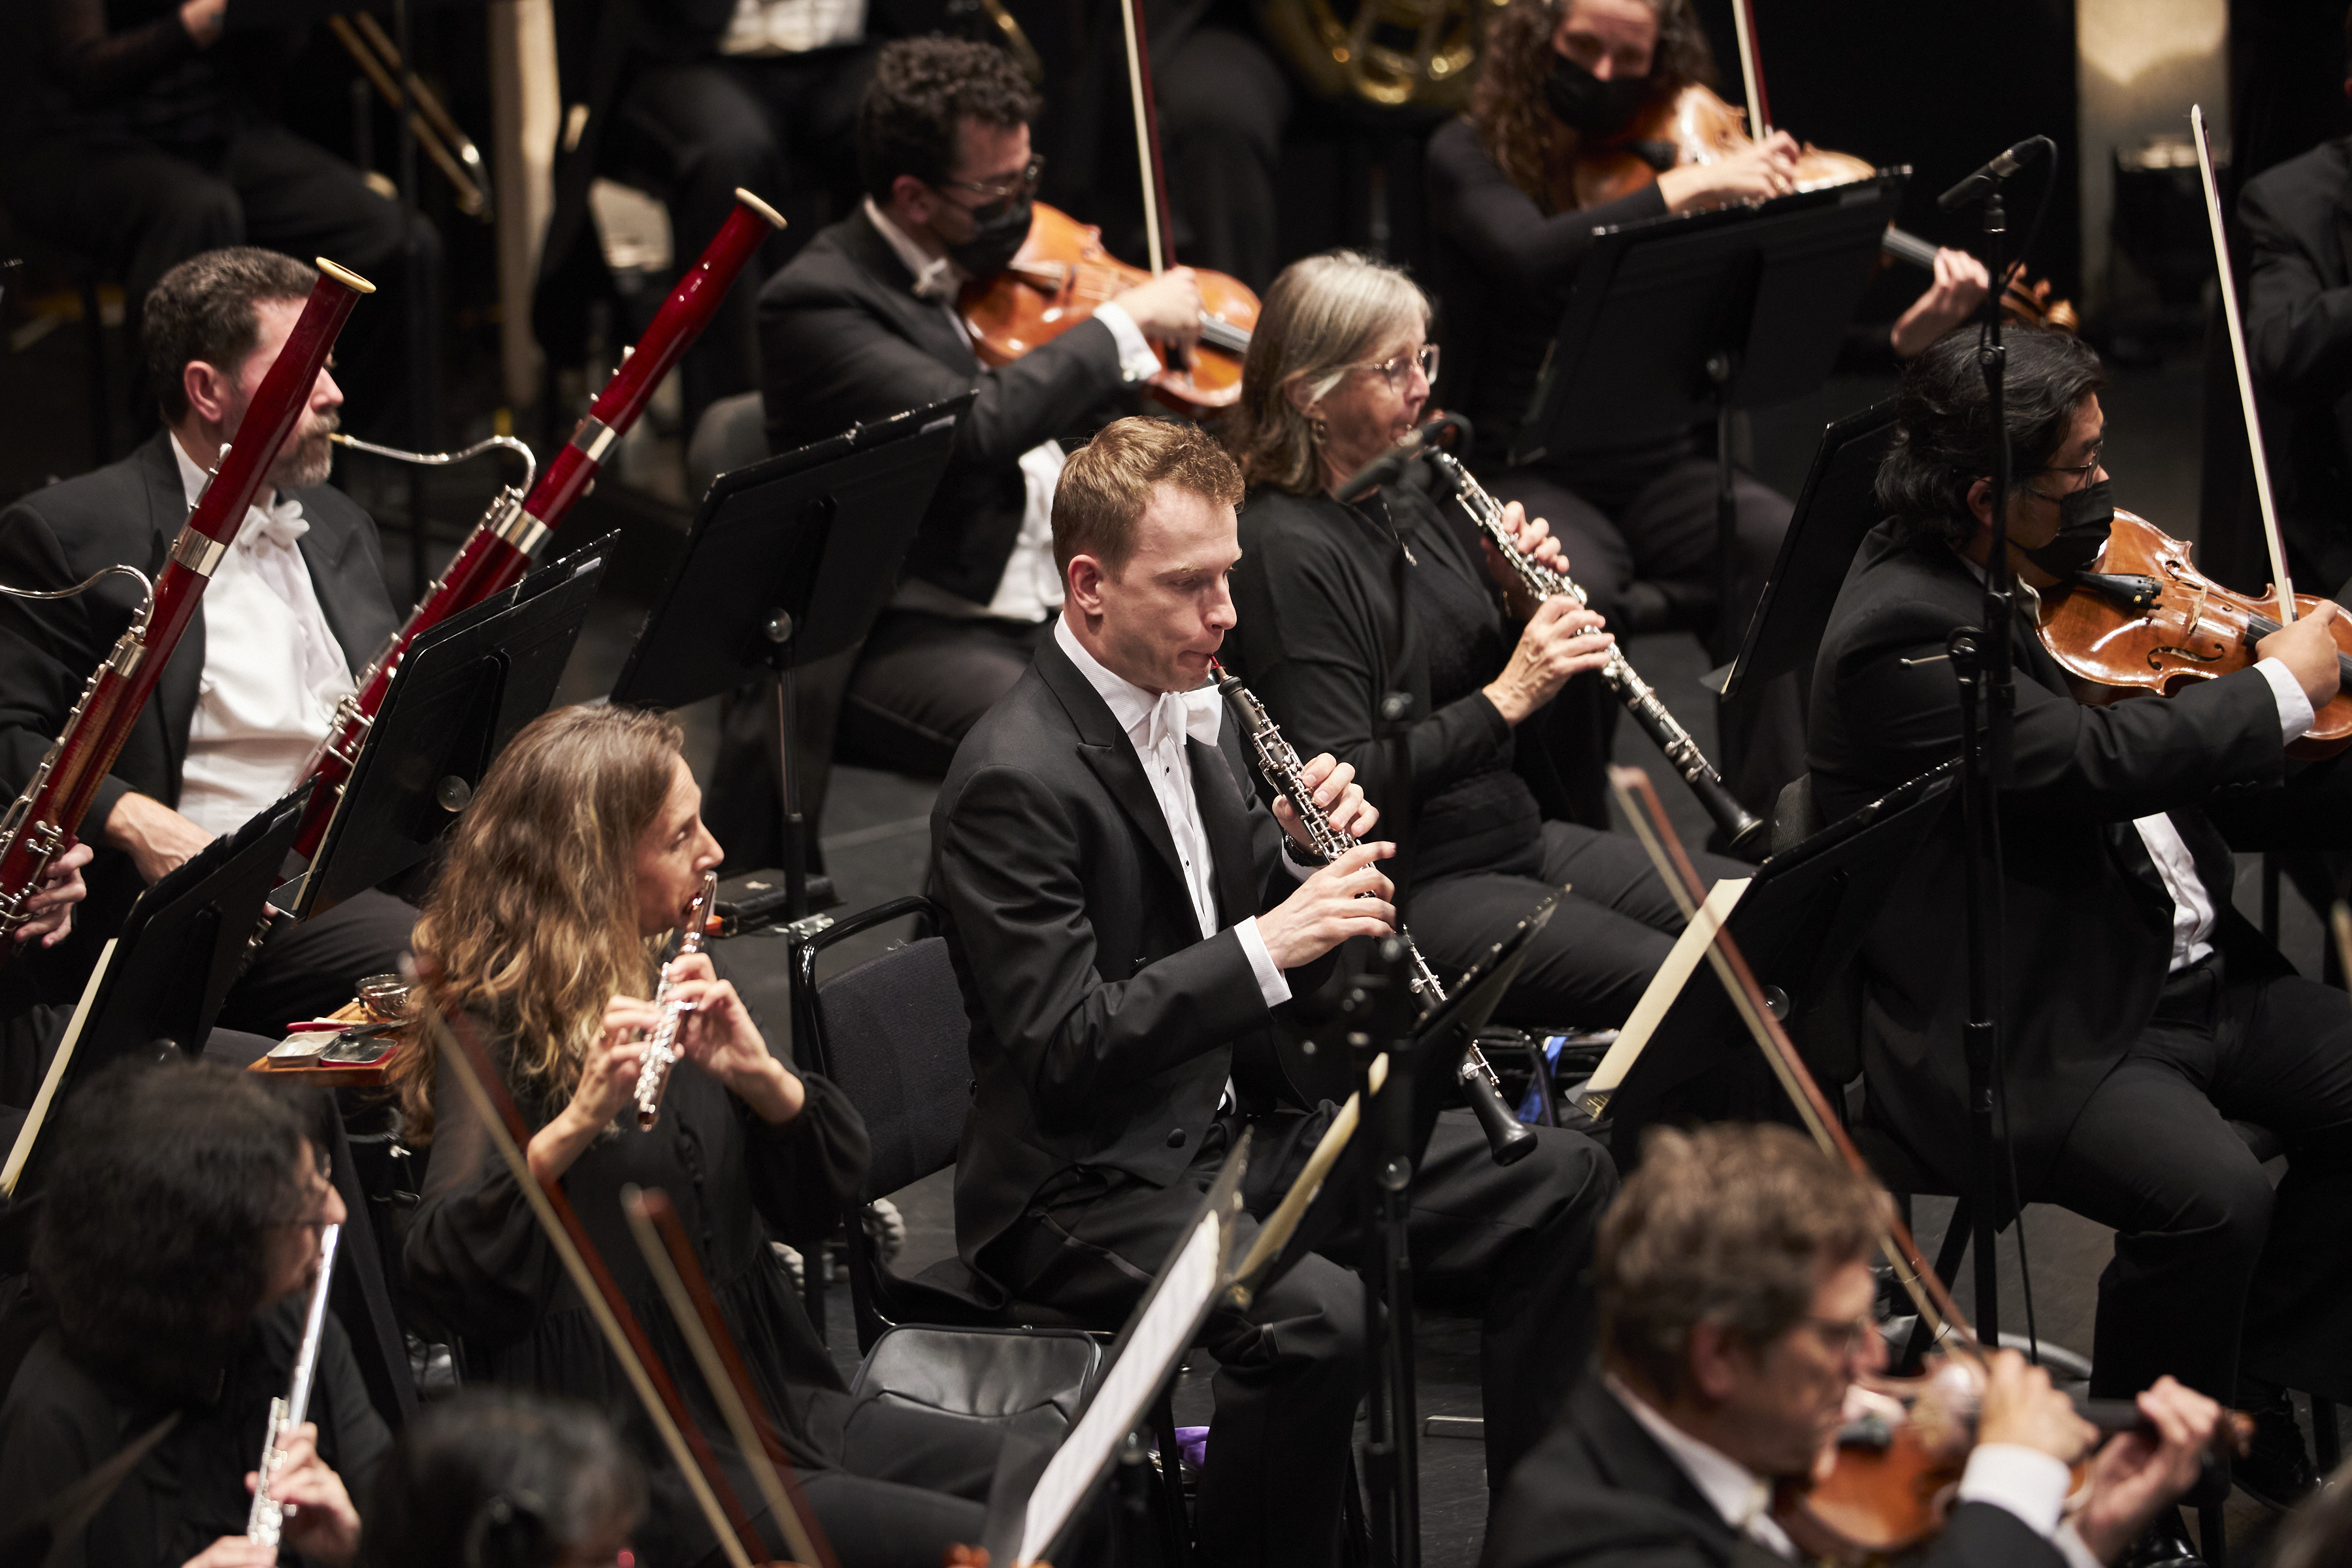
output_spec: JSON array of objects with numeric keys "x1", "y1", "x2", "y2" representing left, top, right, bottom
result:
[
  {"x1": 1345, "y1": 344, "x2": 1440, "y2": 389},
  {"x1": 934, "y1": 155, "x2": 1047, "y2": 217},
  {"x1": 1797, "y1": 1313, "x2": 1880, "y2": 1362},
  {"x1": 2027, "y1": 446, "x2": 2103, "y2": 489}
]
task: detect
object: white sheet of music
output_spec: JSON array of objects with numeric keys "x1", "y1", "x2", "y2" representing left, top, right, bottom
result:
[{"x1": 1015, "y1": 1207, "x2": 1224, "y2": 1567}]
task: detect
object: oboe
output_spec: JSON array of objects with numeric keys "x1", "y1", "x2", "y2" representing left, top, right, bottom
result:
[
  {"x1": 1211, "y1": 662, "x2": 1537, "y2": 1166},
  {"x1": 248, "y1": 1222, "x2": 340, "y2": 1547},
  {"x1": 633, "y1": 872, "x2": 721, "y2": 1130},
  {"x1": 1425, "y1": 449, "x2": 1767, "y2": 855}
]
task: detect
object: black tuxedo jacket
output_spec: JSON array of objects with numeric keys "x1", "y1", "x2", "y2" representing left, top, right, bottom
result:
[
  {"x1": 0, "y1": 431, "x2": 399, "y2": 823},
  {"x1": 2242, "y1": 137, "x2": 2352, "y2": 591},
  {"x1": 1484, "y1": 1373, "x2": 2065, "y2": 1568},
  {"x1": 1806, "y1": 520, "x2": 2333, "y2": 1202},
  {"x1": 930, "y1": 635, "x2": 1311, "y2": 1276},
  {"x1": 755, "y1": 208, "x2": 1138, "y2": 606}
]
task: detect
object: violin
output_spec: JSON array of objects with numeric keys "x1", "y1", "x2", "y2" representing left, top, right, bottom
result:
[
  {"x1": 1569, "y1": 0, "x2": 2076, "y2": 333},
  {"x1": 1605, "y1": 767, "x2": 2249, "y2": 1565},
  {"x1": 953, "y1": 0, "x2": 1258, "y2": 415},
  {"x1": 957, "y1": 202, "x2": 1258, "y2": 412},
  {"x1": 2035, "y1": 510, "x2": 2352, "y2": 759}
]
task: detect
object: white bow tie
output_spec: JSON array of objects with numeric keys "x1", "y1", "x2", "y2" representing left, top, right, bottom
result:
[
  {"x1": 243, "y1": 493, "x2": 310, "y2": 552},
  {"x1": 1144, "y1": 686, "x2": 1223, "y2": 756}
]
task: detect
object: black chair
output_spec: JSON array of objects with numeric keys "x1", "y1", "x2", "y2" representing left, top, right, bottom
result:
[{"x1": 797, "y1": 895, "x2": 1193, "y2": 1563}]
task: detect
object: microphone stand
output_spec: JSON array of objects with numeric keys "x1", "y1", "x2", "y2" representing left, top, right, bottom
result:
[{"x1": 1946, "y1": 159, "x2": 2033, "y2": 1345}]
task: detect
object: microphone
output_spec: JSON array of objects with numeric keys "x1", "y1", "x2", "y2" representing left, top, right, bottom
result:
[
  {"x1": 1333, "y1": 412, "x2": 1471, "y2": 504},
  {"x1": 1937, "y1": 136, "x2": 2053, "y2": 211}
]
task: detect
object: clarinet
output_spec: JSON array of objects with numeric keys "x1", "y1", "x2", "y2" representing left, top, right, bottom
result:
[
  {"x1": 632, "y1": 872, "x2": 721, "y2": 1130},
  {"x1": 247, "y1": 1222, "x2": 341, "y2": 1547},
  {"x1": 1211, "y1": 662, "x2": 1538, "y2": 1167},
  {"x1": 1425, "y1": 449, "x2": 1767, "y2": 855},
  {"x1": 286, "y1": 188, "x2": 787, "y2": 862},
  {"x1": 0, "y1": 259, "x2": 372, "y2": 953}
]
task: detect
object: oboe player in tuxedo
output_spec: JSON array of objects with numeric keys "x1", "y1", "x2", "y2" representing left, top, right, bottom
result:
[{"x1": 932, "y1": 416, "x2": 1618, "y2": 1566}]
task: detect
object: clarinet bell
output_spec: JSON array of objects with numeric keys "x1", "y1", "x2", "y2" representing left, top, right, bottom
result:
[{"x1": 1461, "y1": 1060, "x2": 1539, "y2": 1166}]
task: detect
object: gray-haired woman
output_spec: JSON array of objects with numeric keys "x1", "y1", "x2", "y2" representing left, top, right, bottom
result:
[{"x1": 1221, "y1": 249, "x2": 1743, "y2": 1034}]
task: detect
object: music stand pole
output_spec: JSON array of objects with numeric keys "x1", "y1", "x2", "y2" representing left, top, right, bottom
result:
[
  {"x1": 1351, "y1": 936, "x2": 1422, "y2": 1568},
  {"x1": 1708, "y1": 351, "x2": 1739, "y2": 664}
]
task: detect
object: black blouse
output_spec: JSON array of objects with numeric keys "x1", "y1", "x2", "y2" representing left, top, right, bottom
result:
[
  {"x1": 0, "y1": 1298, "x2": 391, "y2": 1568},
  {"x1": 402, "y1": 1024, "x2": 870, "y2": 1568},
  {"x1": 1227, "y1": 468, "x2": 1544, "y2": 885}
]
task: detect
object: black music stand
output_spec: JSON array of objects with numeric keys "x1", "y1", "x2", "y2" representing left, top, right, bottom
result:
[
  {"x1": 1601, "y1": 763, "x2": 1955, "y2": 1162},
  {"x1": 1716, "y1": 399, "x2": 1898, "y2": 718},
  {"x1": 610, "y1": 395, "x2": 969, "y2": 943},
  {"x1": 276, "y1": 534, "x2": 613, "y2": 919},
  {"x1": 1511, "y1": 175, "x2": 1908, "y2": 661}
]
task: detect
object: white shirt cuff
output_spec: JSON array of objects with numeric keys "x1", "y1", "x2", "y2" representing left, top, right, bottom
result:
[
  {"x1": 1235, "y1": 915, "x2": 1292, "y2": 1009},
  {"x1": 2257, "y1": 655, "x2": 2316, "y2": 742},
  {"x1": 1957, "y1": 1443, "x2": 2072, "y2": 1540},
  {"x1": 2051, "y1": 1522, "x2": 2106, "y2": 1568},
  {"x1": 1092, "y1": 302, "x2": 1165, "y2": 383}
]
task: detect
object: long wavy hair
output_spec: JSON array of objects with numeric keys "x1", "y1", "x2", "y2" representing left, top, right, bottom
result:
[
  {"x1": 34, "y1": 1058, "x2": 311, "y2": 1396},
  {"x1": 1227, "y1": 252, "x2": 1431, "y2": 496},
  {"x1": 1466, "y1": 0, "x2": 1715, "y2": 208},
  {"x1": 396, "y1": 704, "x2": 687, "y2": 1143}
]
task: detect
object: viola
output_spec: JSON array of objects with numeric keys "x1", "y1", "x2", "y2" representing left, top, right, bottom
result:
[
  {"x1": 1569, "y1": 82, "x2": 2077, "y2": 333},
  {"x1": 956, "y1": 201, "x2": 1258, "y2": 413},
  {"x1": 2034, "y1": 509, "x2": 2352, "y2": 759}
]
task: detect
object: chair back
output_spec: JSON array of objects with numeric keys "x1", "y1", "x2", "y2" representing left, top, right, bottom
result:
[{"x1": 808, "y1": 922, "x2": 972, "y2": 1201}]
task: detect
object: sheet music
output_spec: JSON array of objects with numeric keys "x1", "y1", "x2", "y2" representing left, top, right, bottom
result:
[
  {"x1": 1015, "y1": 1208, "x2": 1223, "y2": 1567},
  {"x1": 1581, "y1": 878, "x2": 1749, "y2": 1100}
]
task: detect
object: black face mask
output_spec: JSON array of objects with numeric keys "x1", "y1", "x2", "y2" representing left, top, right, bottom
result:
[
  {"x1": 1543, "y1": 55, "x2": 1651, "y2": 137},
  {"x1": 2017, "y1": 476, "x2": 2114, "y2": 577},
  {"x1": 945, "y1": 195, "x2": 1034, "y2": 278}
]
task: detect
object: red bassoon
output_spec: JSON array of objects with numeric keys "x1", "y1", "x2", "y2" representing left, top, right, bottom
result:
[
  {"x1": 287, "y1": 188, "x2": 785, "y2": 860},
  {"x1": 0, "y1": 259, "x2": 374, "y2": 949}
]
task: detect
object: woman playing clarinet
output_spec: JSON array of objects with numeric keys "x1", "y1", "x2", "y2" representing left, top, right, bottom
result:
[
  {"x1": 396, "y1": 704, "x2": 1040, "y2": 1568},
  {"x1": 1221, "y1": 250, "x2": 1746, "y2": 1032}
]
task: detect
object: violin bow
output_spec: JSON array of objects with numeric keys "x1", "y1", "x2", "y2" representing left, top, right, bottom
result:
[
  {"x1": 1728, "y1": 0, "x2": 1771, "y2": 137},
  {"x1": 1117, "y1": 0, "x2": 1176, "y2": 274},
  {"x1": 2192, "y1": 103, "x2": 2296, "y2": 623},
  {"x1": 1605, "y1": 766, "x2": 1982, "y2": 1360},
  {"x1": 419, "y1": 990, "x2": 771, "y2": 1568},
  {"x1": 623, "y1": 1186, "x2": 837, "y2": 1568}
]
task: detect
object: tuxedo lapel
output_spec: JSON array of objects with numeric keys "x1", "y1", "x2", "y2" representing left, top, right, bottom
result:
[
  {"x1": 139, "y1": 434, "x2": 204, "y2": 783},
  {"x1": 291, "y1": 498, "x2": 373, "y2": 678},
  {"x1": 841, "y1": 212, "x2": 981, "y2": 373},
  {"x1": 1189, "y1": 736, "x2": 1259, "y2": 928},
  {"x1": 1036, "y1": 640, "x2": 1190, "y2": 892}
]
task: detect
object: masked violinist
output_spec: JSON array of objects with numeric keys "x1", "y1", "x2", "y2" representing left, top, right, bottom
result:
[
  {"x1": 1423, "y1": 0, "x2": 1989, "y2": 826},
  {"x1": 1486, "y1": 1124, "x2": 2223, "y2": 1568}
]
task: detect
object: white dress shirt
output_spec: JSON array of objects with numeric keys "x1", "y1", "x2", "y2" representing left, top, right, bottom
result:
[
  {"x1": 1963, "y1": 554, "x2": 2313, "y2": 973},
  {"x1": 1054, "y1": 617, "x2": 1292, "y2": 1009},
  {"x1": 1603, "y1": 1374, "x2": 2100, "y2": 1568},
  {"x1": 169, "y1": 434, "x2": 356, "y2": 839},
  {"x1": 863, "y1": 198, "x2": 1164, "y2": 624},
  {"x1": 719, "y1": 0, "x2": 864, "y2": 55}
]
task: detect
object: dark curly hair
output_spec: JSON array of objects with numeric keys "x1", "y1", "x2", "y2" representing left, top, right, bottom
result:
[
  {"x1": 357, "y1": 1390, "x2": 646, "y2": 1568},
  {"x1": 857, "y1": 37, "x2": 1042, "y2": 204},
  {"x1": 1466, "y1": 0, "x2": 1715, "y2": 208},
  {"x1": 1875, "y1": 325, "x2": 2108, "y2": 551},
  {"x1": 32, "y1": 1058, "x2": 311, "y2": 1395}
]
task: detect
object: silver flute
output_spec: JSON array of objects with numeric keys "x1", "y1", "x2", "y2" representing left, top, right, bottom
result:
[
  {"x1": 1425, "y1": 450, "x2": 1767, "y2": 854},
  {"x1": 1211, "y1": 662, "x2": 1536, "y2": 1166},
  {"x1": 248, "y1": 1222, "x2": 340, "y2": 1546},
  {"x1": 632, "y1": 872, "x2": 720, "y2": 1130}
]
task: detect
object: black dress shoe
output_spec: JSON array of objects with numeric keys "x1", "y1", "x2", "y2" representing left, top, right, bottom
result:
[
  {"x1": 2117, "y1": 1509, "x2": 2206, "y2": 1568},
  {"x1": 2236, "y1": 1399, "x2": 2322, "y2": 1512}
]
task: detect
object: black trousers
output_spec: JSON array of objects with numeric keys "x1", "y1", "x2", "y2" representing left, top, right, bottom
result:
[
  {"x1": 1413, "y1": 820, "x2": 1746, "y2": 1030},
  {"x1": 706, "y1": 612, "x2": 1049, "y2": 870},
  {"x1": 215, "y1": 889, "x2": 416, "y2": 1038},
  {"x1": 1, "y1": 120, "x2": 438, "y2": 443},
  {"x1": 1154, "y1": 27, "x2": 1291, "y2": 293},
  {"x1": 1486, "y1": 457, "x2": 1805, "y2": 821},
  {"x1": 2037, "y1": 956, "x2": 2352, "y2": 1405},
  {"x1": 994, "y1": 1107, "x2": 1617, "y2": 1567},
  {"x1": 608, "y1": 49, "x2": 876, "y2": 425}
]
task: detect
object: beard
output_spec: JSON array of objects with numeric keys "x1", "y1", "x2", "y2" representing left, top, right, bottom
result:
[{"x1": 269, "y1": 410, "x2": 339, "y2": 491}]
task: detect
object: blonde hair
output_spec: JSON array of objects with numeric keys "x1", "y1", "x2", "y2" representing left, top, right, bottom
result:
[
  {"x1": 393, "y1": 704, "x2": 686, "y2": 1142},
  {"x1": 1052, "y1": 416, "x2": 1245, "y2": 576},
  {"x1": 1226, "y1": 252, "x2": 1431, "y2": 496}
]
